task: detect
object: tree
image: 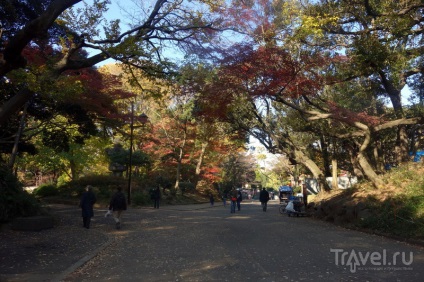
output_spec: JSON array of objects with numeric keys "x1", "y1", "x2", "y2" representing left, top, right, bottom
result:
[
  {"x1": 197, "y1": 43, "x2": 332, "y2": 188},
  {"x1": 299, "y1": 0, "x2": 424, "y2": 163},
  {"x1": 220, "y1": 153, "x2": 256, "y2": 189},
  {"x1": 0, "y1": 0, "x2": 226, "y2": 125},
  {"x1": 0, "y1": 60, "x2": 127, "y2": 174},
  {"x1": 199, "y1": 0, "x2": 424, "y2": 189}
]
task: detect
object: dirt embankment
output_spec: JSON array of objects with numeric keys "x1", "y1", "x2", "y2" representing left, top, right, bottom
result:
[{"x1": 307, "y1": 165, "x2": 424, "y2": 244}]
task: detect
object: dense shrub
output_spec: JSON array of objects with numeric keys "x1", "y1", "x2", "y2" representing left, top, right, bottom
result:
[
  {"x1": 33, "y1": 183, "x2": 59, "y2": 197},
  {"x1": 352, "y1": 164, "x2": 424, "y2": 239},
  {"x1": 73, "y1": 174, "x2": 125, "y2": 188},
  {"x1": 359, "y1": 195, "x2": 424, "y2": 238},
  {"x1": 132, "y1": 191, "x2": 152, "y2": 206},
  {"x1": 0, "y1": 166, "x2": 43, "y2": 222},
  {"x1": 179, "y1": 182, "x2": 195, "y2": 194},
  {"x1": 58, "y1": 174, "x2": 127, "y2": 199}
]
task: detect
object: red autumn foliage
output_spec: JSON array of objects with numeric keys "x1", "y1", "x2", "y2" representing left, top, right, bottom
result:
[
  {"x1": 61, "y1": 68, "x2": 133, "y2": 121},
  {"x1": 18, "y1": 44, "x2": 130, "y2": 123},
  {"x1": 327, "y1": 101, "x2": 385, "y2": 126},
  {"x1": 196, "y1": 44, "x2": 327, "y2": 121}
]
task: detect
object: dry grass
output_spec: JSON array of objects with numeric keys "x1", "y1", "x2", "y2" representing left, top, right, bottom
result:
[{"x1": 310, "y1": 162, "x2": 424, "y2": 239}]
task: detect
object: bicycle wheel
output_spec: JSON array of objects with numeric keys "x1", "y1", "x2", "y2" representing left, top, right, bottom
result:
[{"x1": 279, "y1": 205, "x2": 286, "y2": 214}]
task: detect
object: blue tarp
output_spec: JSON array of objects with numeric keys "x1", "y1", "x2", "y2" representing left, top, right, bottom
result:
[
  {"x1": 410, "y1": 151, "x2": 424, "y2": 162},
  {"x1": 279, "y1": 185, "x2": 293, "y2": 192}
]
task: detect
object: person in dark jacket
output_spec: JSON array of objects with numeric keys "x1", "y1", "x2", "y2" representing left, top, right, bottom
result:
[
  {"x1": 230, "y1": 189, "x2": 237, "y2": 213},
  {"x1": 108, "y1": 186, "x2": 127, "y2": 229},
  {"x1": 236, "y1": 190, "x2": 242, "y2": 211},
  {"x1": 259, "y1": 188, "x2": 270, "y2": 212},
  {"x1": 153, "y1": 186, "x2": 161, "y2": 209},
  {"x1": 80, "y1": 185, "x2": 96, "y2": 229}
]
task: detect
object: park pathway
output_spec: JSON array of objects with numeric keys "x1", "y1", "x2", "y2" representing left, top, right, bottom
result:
[{"x1": 61, "y1": 200, "x2": 424, "y2": 282}]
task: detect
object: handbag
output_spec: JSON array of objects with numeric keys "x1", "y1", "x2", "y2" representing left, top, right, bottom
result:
[{"x1": 104, "y1": 210, "x2": 112, "y2": 217}]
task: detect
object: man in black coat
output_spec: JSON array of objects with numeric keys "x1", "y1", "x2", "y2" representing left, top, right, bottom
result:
[
  {"x1": 153, "y1": 186, "x2": 161, "y2": 209},
  {"x1": 80, "y1": 185, "x2": 96, "y2": 229},
  {"x1": 108, "y1": 186, "x2": 127, "y2": 229},
  {"x1": 259, "y1": 188, "x2": 270, "y2": 212}
]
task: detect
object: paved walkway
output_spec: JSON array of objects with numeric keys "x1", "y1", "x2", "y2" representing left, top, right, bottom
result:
[{"x1": 1, "y1": 200, "x2": 424, "y2": 281}]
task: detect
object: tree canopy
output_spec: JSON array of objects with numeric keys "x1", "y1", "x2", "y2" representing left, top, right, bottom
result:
[{"x1": 2, "y1": 0, "x2": 424, "y2": 192}]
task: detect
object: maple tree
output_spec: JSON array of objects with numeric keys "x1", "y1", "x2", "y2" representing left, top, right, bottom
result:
[
  {"x1": 220, "y1": 44, "x2": 423, "y2": 188},
  {"x1": 195, "y1": 42, "x2": 332, "y2": 187},
  {"x1": 0, "y1": 0, "x2": 227, "y2": 125},
  {"x1": 5, "y1": 0, "x2": 423, "y2": 192},
  {"x1": 0, "y1": 0, "x2": 233, "y2": 187},
  {"x1": 298, "y1": 0, "x2": 424, "y2": 160},
  {"x1": 1, "y1": 55, "x2": 127, "y2": 167},
  {"x1": 193, "y1": 0, "x2": 424, "y2": 189}
]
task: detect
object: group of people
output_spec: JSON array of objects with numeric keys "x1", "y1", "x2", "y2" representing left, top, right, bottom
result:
[
  {"x1": 230, "y1": 190, "x2": 243, "y2": 213},
  {"x1": 219, "y1": 188, "x2": 270, "y2": 213},
  {"x1": 224, "y1": 186, "x2": 305, "y2": 213},
  {"x1": 80, "y1": 185, "x2": 128, "y2": 230},
  {"x1": 219, "y1": 190, "x2": 243, "y2": 213},
  {"x1": 80, "y1": 185, "x2": 162, "y2": 230},
  {"x1": 80, "y1": 184, "x2": 309, "y2": 229}
]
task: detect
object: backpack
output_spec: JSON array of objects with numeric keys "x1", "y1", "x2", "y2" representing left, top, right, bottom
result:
[{"x1": 113, "y1": 192, "x2": 127, "y2": 210}]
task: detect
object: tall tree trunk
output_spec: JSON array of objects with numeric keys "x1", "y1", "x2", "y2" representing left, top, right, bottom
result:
[
  {"x1": 292, "y1": 148, "x2": 331, "y2": 191},
  {"x1": 193, "y1": 142, "x2": 208, "y2": 187},
  {"x1": 357, "y1": 152, "x2": 383, "y2": 188},
  {"x1": 320, "y1": 135, "x2": 331, "y2": 177},
  {"x1": 0, "y1": 87, "x2": 33, "y2": 126},
  {"x1": 357, "y1": 131, "x2": 384, "y2": 188},
  {"x1": 174, "y1": 147, "x2": 183, "y2": 190},
  {"x1": 195, "y1": 142, "x2": 207, "y2": 175},
  {"x1": 70, "y1": 159, "x2": 78, "y2": 180},
  {"x1": 378, "y1": 71, "x2": 409, "y2": 162},
  {"x1": 397, "y1": 125, "x2": 410, "y2": 163},
  {"x1": 332, "y1": 159, "x2": 338, "y2": 189},
  {"x1": 331, "y1": 137, "x2": 338, "y2": 189},
  {"x1": 8, "y1": 101, "x2": 29, "y2": 170},
  {"x1": 348, "y1": 148, "x2": 364, "y2": 179},
  {"x1": 374, "y1": 138, "x2": 384, "y2": 173}
]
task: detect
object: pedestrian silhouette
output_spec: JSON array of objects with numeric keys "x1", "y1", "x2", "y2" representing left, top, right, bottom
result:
[
  {"x1": 80, "y1": 185, "x2": 96, "y2": 229},
  {"x1": 230, "y1": 189, "x2": 237, "y2": 213},
  {"x1": 108, "y1": 185, "x2": 127, "y2": 229},
  {"x1": 210, "y1": 194, "x2": 215, "y2": 206},
  {"x1": 236, "y1": 190, "x2": 242, "y2": 211},
  {"x1": 259, "y1": 188, "x2": 270, "y2": 212},
  {"x1": 153, "y1": 186, "x2": 161, "y2": 209}
]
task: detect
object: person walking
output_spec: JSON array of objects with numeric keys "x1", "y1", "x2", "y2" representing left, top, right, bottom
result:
[
  {"x1": 153, "y1": 186, "x2": 161, "y2": 209},
  {"x1": 236, "y1": 190, "x2": 242, "y2": 211},
  {"x1": 230, "y1": 189, "x2": 237, "y2": 213},
  {"x1": 210, "y1": 194, "x2": 215, "y2": 206},
  {"x1": 108, "y1": 185, "x2": 127, "y2": 230},
  {"x1": 80, "y1": 185, "x2": 96, "y2": 229},
  {"x1": 222, "y1": 193, "x2": 227, "y2": 207},
  {"x1": 259, "y1": 188, "x2": 270, "y2": 212}
]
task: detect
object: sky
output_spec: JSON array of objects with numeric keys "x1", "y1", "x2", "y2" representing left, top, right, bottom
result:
[{"x1": 77, "y1": 0, "x2": 189, "y2": 66}]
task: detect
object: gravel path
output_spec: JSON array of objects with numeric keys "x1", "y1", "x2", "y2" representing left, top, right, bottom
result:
[
  {"x1": 60, "y1": 201, "x2": 424, "y2": 282},
  {"x1": 1, "y1": 201, "x2": 423, "y2": 281}
]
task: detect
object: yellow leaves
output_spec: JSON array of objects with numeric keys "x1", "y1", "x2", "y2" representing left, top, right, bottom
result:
[
  {"x1": 279, "y1": 0, "x2": 302, "y2": 24},
  {"x1": 199, "y1": 0, "x2": 225, "y2": 12},
  {"x1": 299, "y1": 14, "x2": 339, "y2": 38}
]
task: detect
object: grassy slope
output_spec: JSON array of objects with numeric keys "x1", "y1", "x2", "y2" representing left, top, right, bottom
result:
[{"x1": 309, "y1": 162, "x2": 424, "y2": 242}]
